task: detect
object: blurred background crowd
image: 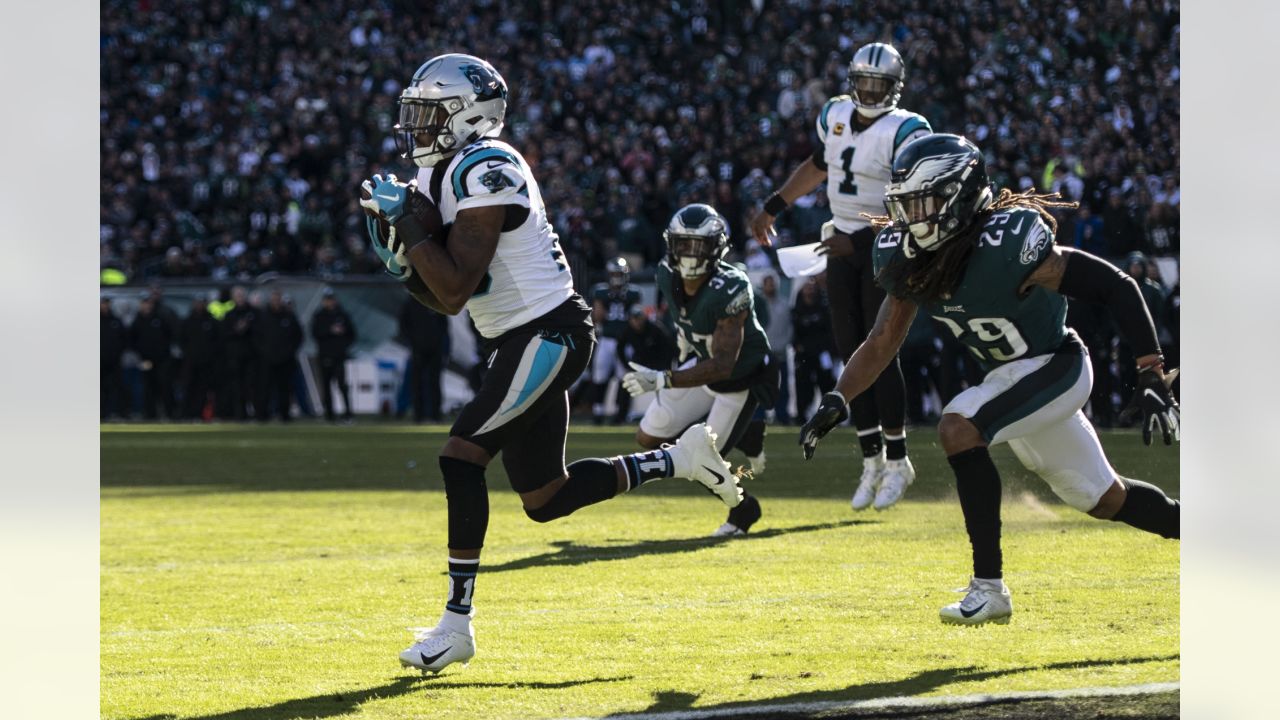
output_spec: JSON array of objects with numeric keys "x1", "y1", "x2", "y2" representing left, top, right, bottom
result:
[{"x1": 100, "y1": 0, "x2": 1179, "y2": 427}]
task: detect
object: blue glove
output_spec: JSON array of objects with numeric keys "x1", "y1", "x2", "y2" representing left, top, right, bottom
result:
[
  {"x1": 365, "y1": 215, "x2": 411, "y2": 281},
  {"x1": 359, "y1": 173, "x2": 416, "y2": 224}
]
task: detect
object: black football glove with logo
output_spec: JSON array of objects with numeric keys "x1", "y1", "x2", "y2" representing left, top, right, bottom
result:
[
  {"x1": 799, "y1": 392, "x2": 849, "y2": 460},
  {"x1": 1120, "y1": 367, "x2": 1181, "y2": 446}
]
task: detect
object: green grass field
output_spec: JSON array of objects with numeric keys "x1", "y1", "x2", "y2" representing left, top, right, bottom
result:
[{"x1": 101, "y1": 424, "x2": 1179, "y2": 720}]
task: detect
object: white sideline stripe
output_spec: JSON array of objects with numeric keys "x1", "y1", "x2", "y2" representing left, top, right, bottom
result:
[{"x1": 557, "y1": 681, "x2": 1179, "y2": 720}]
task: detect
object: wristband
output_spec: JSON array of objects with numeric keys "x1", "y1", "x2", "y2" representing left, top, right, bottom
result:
[{"x1": 763, "y1": 194, "x2": 788, "y2": 216}]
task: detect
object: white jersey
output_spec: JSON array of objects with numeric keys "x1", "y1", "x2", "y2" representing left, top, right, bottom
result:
[
  {"x1": 416, "y1": 138, "x2": 573, "y2": 339},
  {"x1": 816, "y1": 98, "x2": 931, "y2": 233}
]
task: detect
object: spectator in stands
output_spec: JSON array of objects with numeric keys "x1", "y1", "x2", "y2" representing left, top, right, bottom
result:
[
  {"x1": 399, "y1": 297, "x2": 450, "y2": 423},
  {"x1": 129, "y1": 293, "x2": 176, "y2": 420},
  {"x1": 101, "y1": 294, "x2": 128, "y2": 420},
  {"x1": 254, "y1": 290, "x2": 303, "y2": 422},
  {"x1": 180, "y1": 294, "x2": 222, "y2": 421},
  {"x1": 310, "y1": 288, "x2": 357, "y2": 423}
]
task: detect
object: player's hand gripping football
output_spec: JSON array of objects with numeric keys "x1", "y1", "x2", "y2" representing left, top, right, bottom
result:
[
  {"x1": 360, "y1": 174, "x2": 416, "y2": 280},
  {"x1": 799, "y1": 391, "x2": 849, "y2": 460},
  {"x1": 359, "y1": 173, "x2": 416, "y2": 224},
  {"x1": 1119, "y1": 366, "x2": 1181, "y2": 446},
  {"x1": 622, "y1": 362, "x2": 670, "y2": 397}
]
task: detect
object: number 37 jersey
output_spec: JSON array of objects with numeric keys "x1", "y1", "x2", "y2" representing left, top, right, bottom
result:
[
  {"x1": 873, "y1": 207, "x2": 1070, "y2": 372},
  {"x1": 415, "y1": 138, "x2": 574, "y2": 339},
  {"x1": 817, "y1": 98, "x2": 931, "y2": 233}
]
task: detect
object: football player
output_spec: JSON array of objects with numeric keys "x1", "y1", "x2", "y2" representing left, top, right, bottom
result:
[
  {"x1": 800, "y1": 134, "x2": 1181, "y2": 625},
  {"x1": 361, "y1": 54, "x2": 743, "y2": 673},
  {"x1": 750, "y1": 42, "x2": 931, "y2": 512},
  {"x1": 623, "y1": 204, "x2": 779, "y2": 537},
  {"x1": 589, "y1": 257, "x2": 641, "y2": 423}
]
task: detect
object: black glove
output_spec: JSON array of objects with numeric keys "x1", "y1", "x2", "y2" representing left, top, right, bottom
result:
[
  {"x1": 799, "y1": 391, "x2": 849, "y2": 460},
  {"x1": 1119, "y1": 367, "x2": 1181, "y2": 446}
]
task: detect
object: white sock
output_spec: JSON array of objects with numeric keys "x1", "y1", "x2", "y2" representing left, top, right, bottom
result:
[{"x1": 439, "y1": 609, "x2": 472, "y2": 632}]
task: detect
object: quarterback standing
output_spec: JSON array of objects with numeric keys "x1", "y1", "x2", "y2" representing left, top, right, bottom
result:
[
  {"x1": 800, "y1": 134, "x2": 1180, "y2": 625},
  {"x1": 361, "y1": 54, "x2": 741, "y2": 674},
  {"x1": 623, "y1": 204, "x2": 778, "y2": 537},
  {"x1": 750, "y1": 42, "x2": 930, "y2": 512}
]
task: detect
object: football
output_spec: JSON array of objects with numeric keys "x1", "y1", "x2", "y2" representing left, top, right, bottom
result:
[{"x1": 360, "y1": 182, "x2": 448, "y2": 273}]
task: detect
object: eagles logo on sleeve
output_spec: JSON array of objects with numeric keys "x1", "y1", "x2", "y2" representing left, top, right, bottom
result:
[
  {"x1": 724, "y1": 286, "x2": 751, "y2": 316},
  {"x1": 1019, "y1": 220, "x2": 1051, "y2": 265}
]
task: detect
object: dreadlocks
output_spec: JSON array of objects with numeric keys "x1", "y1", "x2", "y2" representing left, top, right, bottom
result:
[{"x1": 870, "y1": 189, "x2": 1078, "y2": 305}]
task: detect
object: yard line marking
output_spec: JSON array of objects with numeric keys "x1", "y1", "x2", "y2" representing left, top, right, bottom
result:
[{"x1": 557, "y1": 681, "x2": 1179, "y2": 720}]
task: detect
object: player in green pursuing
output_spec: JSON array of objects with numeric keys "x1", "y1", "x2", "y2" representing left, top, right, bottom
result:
[
  {"x1": 800, "y1": 134, "x2": 1180, "y2": 625},
  {"x1": 623, "y1": 204, "x2": 778, "y2": 536}
]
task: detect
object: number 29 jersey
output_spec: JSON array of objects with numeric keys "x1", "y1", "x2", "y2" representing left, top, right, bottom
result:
[
  {"x1": 872, "y1": 207, "x2": 1070, "y2": 373},
  {"x1": 817, "y1": 97, "x2": 931, "y2": 233},
  {"x1": 415, "y1": 138, "x2": 574, "y2": 339}
]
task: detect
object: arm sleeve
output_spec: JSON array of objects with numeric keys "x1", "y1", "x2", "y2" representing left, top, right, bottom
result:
[{"x1": 1057, "y1": 250, "x2": 1162, "y2": 358}]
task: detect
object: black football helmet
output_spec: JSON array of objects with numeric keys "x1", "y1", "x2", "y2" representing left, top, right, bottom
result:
[
  {"x1": 606, "y1": 256, "x2": 630, "y2": 290},
  {"x1": 884, "y1": 134, "x2": 993, "y2": 257},
  {"x1": 664, "y1": 204, "x2": 730, "y2": 279}
]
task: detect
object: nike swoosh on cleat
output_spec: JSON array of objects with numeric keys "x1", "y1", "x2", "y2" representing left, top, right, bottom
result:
[
  {"x1": 702, "y1": 465, "x2": 726, "y2": 485},
  {"x1": 377, "y1": 193, "x2": 400, "y2": 201},
  {"x1": 960, "y1": 601, "x2": 988, "y2": 618},
  {"x1": 419, "y1": 648, "x2": 450, "y2": 666}
]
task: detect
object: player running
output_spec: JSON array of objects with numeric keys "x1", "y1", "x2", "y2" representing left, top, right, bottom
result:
[
  {"x1": 800, "y1": 134, "x2": 1180, "y2": 625},
  {"x1": 361, "y1": 54, "x2": 742, "y2": 674},
  {"x1": 623, "y1": 204, "x2": 778, "y2": 537},
  {"x1": 750, "y1": 42, "x2": 931, "y2": 512}
]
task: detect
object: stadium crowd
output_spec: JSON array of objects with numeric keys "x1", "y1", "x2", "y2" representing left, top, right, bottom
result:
[{"x1": 100, "y1": 0, "x2": 1179, "y2": 426}]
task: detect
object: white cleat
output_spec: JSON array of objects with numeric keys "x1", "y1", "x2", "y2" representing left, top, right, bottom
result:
[
  {"x1": 399, "y1": 623, "x2": 476, "y2": 674},
  {"x1": 940, "y1": 577, "x2": 1013, "y2": 625},
  {"x1": 746, "y1": 451, "x2": 766, "y2": 476},
  {"x1": 851, "y1": 452, "x2": 885, "y2": 511},
  {"x1": 669, "y1": 423, "x2": 742, "y2": 508},
  {"x1": 712, "y1": 523, "x2": 745, "y2": 537},
  {"x1": 873, "y1": 457, "x2": 915, "y2": 510}
]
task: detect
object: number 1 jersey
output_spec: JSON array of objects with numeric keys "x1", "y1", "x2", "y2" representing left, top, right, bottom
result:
[{"x1": 816, "y1": 98, "x2": 931, "y2": 233}]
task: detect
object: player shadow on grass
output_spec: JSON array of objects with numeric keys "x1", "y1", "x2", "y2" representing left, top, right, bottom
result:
[
  {"x1": 482, "y1": 520, "x2": 874, "y2": 574},
  {"x1": 606, "y1": 653, "x2": 1180, "y2": 716},
  {"x1": 128, "y1": 674, "x2": 632, "y2": 720}
]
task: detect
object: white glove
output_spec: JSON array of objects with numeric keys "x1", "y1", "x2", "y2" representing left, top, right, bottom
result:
[{"x1": 622, "y1": 362, "x2": 670, "y2": 397}]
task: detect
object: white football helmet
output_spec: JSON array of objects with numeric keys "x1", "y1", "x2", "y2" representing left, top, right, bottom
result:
[
  {"x1": 395, "y1": 54, "x2": 508, "y2": 168},
  {"x1": 664, "y1": 204, "x2": 730, "y2": 279},
  {"x1": 848, "y1": 43, "x2": 905, "y2": 119}
]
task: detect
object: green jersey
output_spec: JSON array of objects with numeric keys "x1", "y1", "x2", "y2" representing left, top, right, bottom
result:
[
  {"x1": 873, "y1": 207, "x2": 1069, "y2": 372},
  {"x1": 656, "y1": 260, "x2": 772, "y2": 391},
  {"x1": 590, "y1": 284, "x2": 641, "y2": 340}
]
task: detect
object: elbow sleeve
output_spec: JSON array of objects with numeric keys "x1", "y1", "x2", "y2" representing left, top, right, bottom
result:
[
  {"x1": 811, "y1": 147, "x2": 827, "y2": 171},
  {"x1": 1058, "y1": 251, "x2": 1161, "y2": 359}
]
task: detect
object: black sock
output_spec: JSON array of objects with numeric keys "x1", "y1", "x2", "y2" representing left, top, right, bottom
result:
[
  {"x1": 525, "y1": 457, "x2": 626, "y2": 523},
  {"x1": 736, "y1": 419, "x2": 767, "y2": 458},
  {"x1": 1112, "y1": 478, "x2": 1180, "y2": 539},
  {"x1": 614, "y1": 448, "x2": 674, "y2": 491},
  {"x1": 858, "y1": 427, "x2": 884, "y2": 458},
  {"x1": 885, "y1": 431, "x2": 907, "y2": 461},
  {"x1": 445, "y1": 557, "x2": 479, "y2": 616},
  {"x1": 947, "y1": 447, "x2": 1003, "y2": 579},
  {"x1": 439, "y1": 455, "x2": 489, "y2": 617}
]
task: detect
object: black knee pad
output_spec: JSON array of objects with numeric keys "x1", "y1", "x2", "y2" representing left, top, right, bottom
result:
[
  {"x1": 524, "y1": 502, "x2": 565, "y2": 524},
  {"x1": 440, "y1": 456, "x2": 489, "y2": 549}
]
